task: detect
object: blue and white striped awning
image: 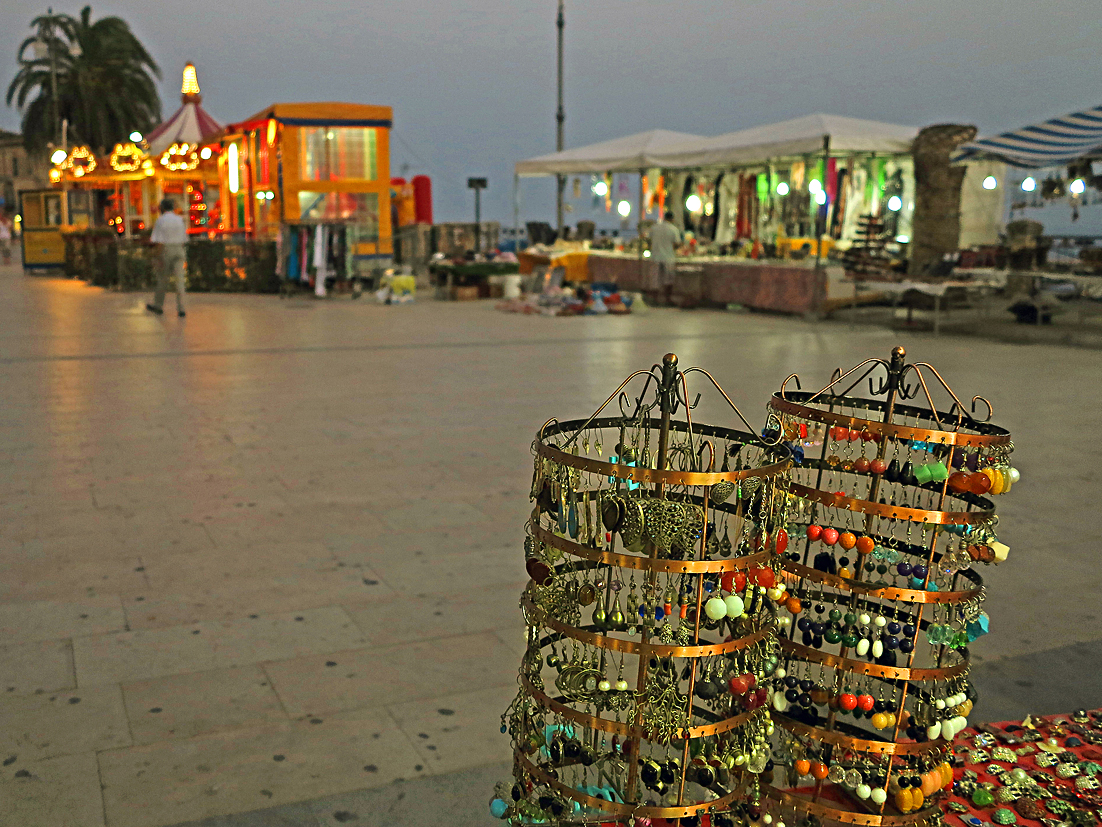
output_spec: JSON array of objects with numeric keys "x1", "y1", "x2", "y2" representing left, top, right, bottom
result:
[{"x1": 952, "y1": 105, "x2": 1102, "y2": 168}]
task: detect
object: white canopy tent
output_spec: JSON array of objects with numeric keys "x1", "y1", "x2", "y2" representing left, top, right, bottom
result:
[
  {"x1": 514, "y1": 129, "x2": 704, "y2": 177},
  {"x1": 649, "y1": 113, "x2": 918, "y2": 169}
]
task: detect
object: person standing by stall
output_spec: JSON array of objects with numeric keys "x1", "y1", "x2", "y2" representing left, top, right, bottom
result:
[
  {"x1": 146, "y1": 198, "x2": 187, "y2": 317},
  {"x1": 649, "y1": 211, "x2": 682, "y2": 306}
]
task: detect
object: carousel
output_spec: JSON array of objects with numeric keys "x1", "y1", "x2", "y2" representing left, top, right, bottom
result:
[{"x1": 48, "y1": 62, "x2": 224, "y2": 236}]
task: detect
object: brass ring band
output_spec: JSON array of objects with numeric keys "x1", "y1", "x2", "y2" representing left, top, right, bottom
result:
[
  {"x1": 773, "y1": 713, "x2": 950, "y2": 757},
  {"x1": 787, "y1": 481, "x2": 992, "y2": 525},
  {"x1": 521, "y1": 674, "x2": 762, "y2": 740},
  {"x1": 782, "y1": 560, "x2": 982, "y2": 605},
  {"x1": 764, "y1": 784, "x2": 942, "y2": 827},
  {"x1": 769, "y1": 396, "x2": 1011, "y2": 449},
  {"x1": 534, "y1": 523, "x2": 774, "y2": 575},
  {"x1": 516, "y1": 751, "x2": 747, "y2": 820},
  {"x1": 537, "y1": 440, "x2": 791, "y2": 486},
  {"x1": 779, "y1": 638, "x2": 968, "y2": 682},
  {"x1": 524, "y1": 597, "x2": 770, "y2": 658}
]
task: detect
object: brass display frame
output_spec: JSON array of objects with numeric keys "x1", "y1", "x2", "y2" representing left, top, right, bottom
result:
[
  {"x1": 501, "y1": 355, "x2": 793, "y2": 824},
  {"x1": 761, "y1": 347, "x2": 1011, "y2": 827}
]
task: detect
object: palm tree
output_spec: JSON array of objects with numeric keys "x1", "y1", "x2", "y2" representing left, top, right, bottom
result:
[{"x1": 6, "y1": 6, "x2": 161, "y2": 154}]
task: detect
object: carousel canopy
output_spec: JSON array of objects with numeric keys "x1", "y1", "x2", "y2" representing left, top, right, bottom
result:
[
  {"x1": 951, "y1": 105, "x2": 1102, "y2": 168},
  {"x1": 146, "y1": 63, "x2": 223, "y2": 156},
  {"x1": 649, "y1": 113, "x2": 919, "y2": 169},
  {"x1": 515, "y1": 130, "x2": 704, "y2": 177}
]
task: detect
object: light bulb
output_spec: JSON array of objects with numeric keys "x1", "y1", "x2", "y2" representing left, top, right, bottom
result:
[
  {"x1": 1070, "y1": 178, "x2": 1086, "y2": 195},
  {"x1": 814, "y1": 190, "x2": 827, "y2": 206},
  {"x1": 129, "y1": 131, "x2": 143, "y2": 143},
  {"x1": 200, "y1": 147, "x2": 212, "y2": 160},
  {"x1": 593, "y1": 181, "x2": 608, "y2": 197},
  {"x1": 685, "y1": 194, "x2": 702, "y2": 213},
  {"x1": 982, "y1": 175, "x2": 997, "y2": 190},
  {"x1": 776, "y1": 182, "x2": 790, "y2": 196},
  {"x1": 887, "y1": 195, "x2": 903, "y2": 212},
  {"x1": 616, "y1": 200, "x2": 630, "y2": 217},
  {"x1": 51, "y1": 149, "x2": 67, "y2": 165},
  {"x1": 808, "y1": 179, "x2": 822, "y2": 194},
  {"x1": 1021, "y1": 177, "x2": 1036, "y2": 192}
]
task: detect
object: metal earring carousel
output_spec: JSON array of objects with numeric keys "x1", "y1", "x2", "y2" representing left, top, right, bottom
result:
[
  {"x1": 492, "y1": 354, "x2": 794, "y2": 826},
  {"x1": 762, "y1": 347, "x2": 1017, "y2": 827}
]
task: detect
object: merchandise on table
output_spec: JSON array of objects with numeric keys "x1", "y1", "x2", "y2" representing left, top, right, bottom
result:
[
  {"x1": 492, "y1": 354, "x2": 793, "y2": 823},
  {"x1": 764, "y1": 346, "x2": 1018, "y2": 827},
  {"x1": 945, "y1": 709, "x2": 1102, "y2": 827}
]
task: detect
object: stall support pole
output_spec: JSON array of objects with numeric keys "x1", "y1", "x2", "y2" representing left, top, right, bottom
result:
[
  {"x1": 513, "y1": 173, "x2": 521, "y2": 254},
  {"x1": 637, "y1": 168, "x2": 645, "y2": 289},
  {"x1": 813, "y1": 135, "x2": 831, "y2": 316},
  {"x1": 814, "y1": 134, "x2": 830, "y2": 268}
]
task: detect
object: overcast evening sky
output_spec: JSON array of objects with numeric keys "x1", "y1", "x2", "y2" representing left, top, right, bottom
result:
[{"x1": 2, "y1": 0, "x2": 1100, "y2": 227}]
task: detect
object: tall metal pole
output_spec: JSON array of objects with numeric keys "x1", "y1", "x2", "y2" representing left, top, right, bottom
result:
[
  {"x1": 555, "y1": 0, "x2": 565, "y2": 234},
  {"x1": 47, "y1": 9, "x2": 60, "y2": 146}
]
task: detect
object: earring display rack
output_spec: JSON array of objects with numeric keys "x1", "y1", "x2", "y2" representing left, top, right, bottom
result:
[
  {"x1": 763, "y1": 347, "x2": 1017, "y2": 827},
  {"x1": 494, "y1": 354, "x2": 794, "y2": 825}
]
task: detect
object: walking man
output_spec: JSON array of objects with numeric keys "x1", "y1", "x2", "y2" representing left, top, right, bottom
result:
[
  {"x1": 146, "y1": 198, "x2": 187, "y2": 317},
  {"x1": 649, "y1": 211, "x2": 682, "y2": 306}
]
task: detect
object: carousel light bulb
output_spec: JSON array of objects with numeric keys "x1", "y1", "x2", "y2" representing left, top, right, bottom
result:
[
  {"x1": 51, "y1": 149, "x2": 67, "y2": 165},
  {"x1": 887, "y1": 195, "x2": 903, "y2": 212},
  {"x1": 593, "y1": 181, "x2": 608, "y2": 197},
  {"x1": 982, "y1": 175, "x2": 998, "y2": 190},
  {"x1": 685, "y1": 194, "x2": 702, "y2": 213},
  {"x1": 1070, "y1": 178, "x2": 1086, "y2": 195},
  {"x1": 808, "y1": 179, "x2": 822, "y2": 194},
  {"x1": 129, "y1": 131, "x2": 143, "y2": 143},
  {"x1": 616, "y1": 200, "x2": 631, "y2": 217},
  {"x1": 776, "y1": 182, "x2": 789, "y2": 196},
  {"x1": 1021, "y1": 176, "x2": 1037, "y2": 192},
  {"x1": 643, "y1": 250, "x2": 651, "y2": 258},
  {"x1": 814, "y1": 190, "x2": 827, "y2": 205},
  {"x1": 200, "y1": 147, "x2": 212, "y2": 160}
]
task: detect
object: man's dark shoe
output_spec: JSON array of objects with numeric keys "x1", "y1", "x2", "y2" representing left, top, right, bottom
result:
[{"x1": 146, "y1": 304, "x2": 163, "y2": 315}]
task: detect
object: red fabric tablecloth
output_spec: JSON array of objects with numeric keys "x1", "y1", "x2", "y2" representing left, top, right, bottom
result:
[{"x1": 944, "y1": 708, "x2": 1102, "y2": 827}]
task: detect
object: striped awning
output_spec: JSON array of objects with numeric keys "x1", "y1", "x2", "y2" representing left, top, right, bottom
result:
[
  {"x1": 146, "y1": 102, "x2": 223, "y2": 156},
  {"x1": 952, "y1": 105, "x2": 1102, "y2": 168}
]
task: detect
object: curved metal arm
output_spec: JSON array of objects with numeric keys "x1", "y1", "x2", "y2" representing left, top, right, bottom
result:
[
  {"x1": 681, "y1": 367, "x2": 781, "y2": 446},
  {"x1": 557, "y1": 369, "x2": 656, "y2": 449}
]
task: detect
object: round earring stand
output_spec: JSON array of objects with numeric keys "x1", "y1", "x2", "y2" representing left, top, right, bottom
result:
[
  {"x1": 762, "y1": 347, "x2": 1016, "y2": 827},
  {"x1": 494, "y1": 354, "x2": 793, "y2": 825}
]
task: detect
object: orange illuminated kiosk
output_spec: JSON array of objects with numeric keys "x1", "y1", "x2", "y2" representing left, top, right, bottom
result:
[{"x1": 213, "y1": 102, "x2": 394, "y2": 267}]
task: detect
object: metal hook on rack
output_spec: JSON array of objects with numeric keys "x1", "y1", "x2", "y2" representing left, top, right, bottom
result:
[{"x1": 681, "y1": 367, "x2": 781, "y2": 446}]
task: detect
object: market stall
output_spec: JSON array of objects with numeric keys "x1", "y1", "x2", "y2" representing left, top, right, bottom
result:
[
  {"x1": 213, "y1": 101, "x2": 394, "y2": 287},
  {"x1": 513, "y1": 114, "x2": 944, "y2": 314}
]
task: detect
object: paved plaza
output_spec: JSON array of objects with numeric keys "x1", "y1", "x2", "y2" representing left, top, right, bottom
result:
[{"x1": 0, "y1": 263, "x2": 1098, "y2": 827}]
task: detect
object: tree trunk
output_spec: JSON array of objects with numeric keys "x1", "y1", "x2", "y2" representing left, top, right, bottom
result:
[{"x1": 909, "y1": 124, "x2": 977, "y2": 276}]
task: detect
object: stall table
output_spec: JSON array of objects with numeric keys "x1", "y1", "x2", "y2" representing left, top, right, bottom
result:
[{"x1": 586, "y1": 252, "x2": 828, "y2": 315}]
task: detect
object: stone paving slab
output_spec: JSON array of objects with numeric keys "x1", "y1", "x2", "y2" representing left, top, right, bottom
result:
[
  {"x1": 121, "y1": 665, "x2": 288, "y2": 745},
  {"x1": 98, "y1": 707, "x2": 423, "y2": 827}
]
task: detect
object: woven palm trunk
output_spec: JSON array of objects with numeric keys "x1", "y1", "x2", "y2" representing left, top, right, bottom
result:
[{"x1": 909, "y1": 124, "x2": 978, "y2": 276}]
